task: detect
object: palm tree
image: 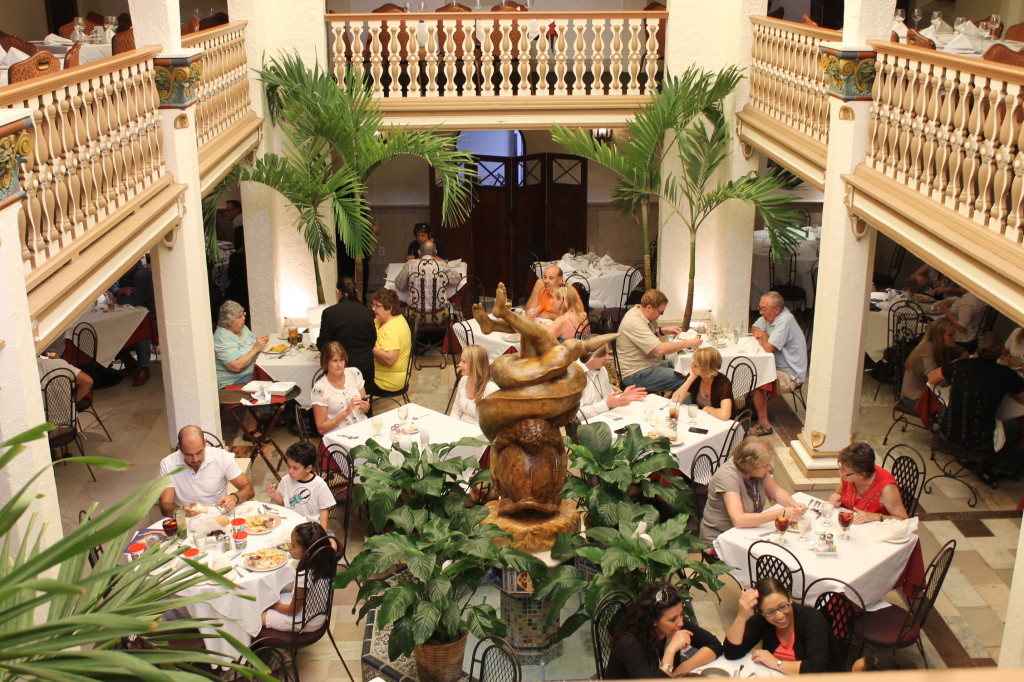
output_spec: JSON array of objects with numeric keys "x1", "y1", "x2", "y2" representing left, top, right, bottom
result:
[
  {"x1": 232, "y1": 53, "x2": 476, "y2": 302},
  {"x1": 0, "y1": 425, "x2": 273, "y2": 681},
  {"x1": 552, "y1": 67, "x2": 743, "y2": 287}
]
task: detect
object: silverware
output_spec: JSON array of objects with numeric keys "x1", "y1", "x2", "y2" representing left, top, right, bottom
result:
[{"x1": 734, "y1": 665, "x2": 744, "y2": 678}]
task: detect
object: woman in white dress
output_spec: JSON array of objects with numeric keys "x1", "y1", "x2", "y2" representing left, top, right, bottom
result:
[
  {"x1": 311, "y1": 341, "x2": 369, "y2": 436},
  {"x1": 450, "y1": 345, "x2": 498, "y2": 426}
]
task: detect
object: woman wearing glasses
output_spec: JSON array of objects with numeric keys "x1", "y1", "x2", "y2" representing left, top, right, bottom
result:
[
  {"x1": 828, "y1": 441, "x2": 909, "y2": 524},
  {"x1": 604, "y1": 583, "x2": 722, "y2": 678},
  {"x1": 725, "y1": 577, "x2": 843, "y2": 673}
]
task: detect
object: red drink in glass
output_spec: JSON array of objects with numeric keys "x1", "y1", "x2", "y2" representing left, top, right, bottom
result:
[
  {"x1": 161, "y1": 517, "x2": 178, "y2": 538},
  {"x1": 838, "y1": 511, "x2": 854, "y2": 539}
]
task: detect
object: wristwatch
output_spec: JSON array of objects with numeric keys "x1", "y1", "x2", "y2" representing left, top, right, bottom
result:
[{"x1": 659, "y1": 661, "x2": 674, "y2": 674}]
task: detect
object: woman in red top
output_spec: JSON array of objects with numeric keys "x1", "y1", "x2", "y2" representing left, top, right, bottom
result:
[{"x1": 828, "y1": 441, "x2": 909, "y2": 524}]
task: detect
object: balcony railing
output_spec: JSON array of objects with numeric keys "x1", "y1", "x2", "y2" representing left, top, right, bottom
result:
[
  {"x1": 182, "y1": 20, "x2": 251, "y2": 149},
  {"x1": 867, "y1": 42, "x2": 1024, "y2": 243},
  {"x1": 1, "y1": 49, "x2": 167, "y2": 275},
  {"x1": 326, "y1": 10, "x2": 664, "y2": 101}
]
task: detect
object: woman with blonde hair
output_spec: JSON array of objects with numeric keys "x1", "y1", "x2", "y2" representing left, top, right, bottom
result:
[
  {"x1": 450, "y1": 345, "x2": 499, "y2": 425},
  {"x1": 670, "y1": 347, "x2": 734, "y2": 420},
  {"x1": 900, "y1": 318, "x2": 966, "y2": 408},
  {"x1": 544, "y1": 284, "x2": 587, "y2": 341}
]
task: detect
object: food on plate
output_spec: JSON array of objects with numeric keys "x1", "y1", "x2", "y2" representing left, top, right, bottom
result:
[
  {"x1": 912, "y1": 293, "x2": 935, "y2": 303},
  {"x1": 277, "y1": 542, "x2": 291, "y2": 552},
  {"x1": 215, "y1": 515, "x2": 230, "y2": 527},
  {"x1": 244, "y1": 548, "x2": 287, "y2": 570},
  {"x1": 269, "y1": 344, "x2": 288, "y2": 353},
  {"x1": 245, "y1": 514, "x2": 279, "y2": 534}
]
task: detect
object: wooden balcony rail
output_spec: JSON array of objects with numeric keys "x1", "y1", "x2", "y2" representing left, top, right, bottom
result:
[
  {"x1": 868, "y1": 42, "x2": 1024, "y2": 244},
  {"x1": 0, "y1": 48, "x2": 166, "y2": 273},
  {"x1": 183, "y1": 20, "x2": 251, "y2": 149},
  {"x1": 326, "y1": 10, "x2": 665, "y2": 99},
  {"x1": 748, "y1": 16, "x2": 839, "y2": 145}
]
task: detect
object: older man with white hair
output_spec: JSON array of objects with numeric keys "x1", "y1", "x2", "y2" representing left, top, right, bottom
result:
[{"x1": 750, "y1": 291, "x2": 807, "y2": 436}]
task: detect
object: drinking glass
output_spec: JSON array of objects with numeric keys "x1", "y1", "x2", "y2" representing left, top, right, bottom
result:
[
  {"x1": 371, "y1": 414, "x2": 383, "y2": 437},
  {"x1": 894, "y1": 9, "x2": 905, "y2": 24},
  {"x1": 953, "y1": 16, "x2": 967, "y2": 34},
  {"x1": 194, "y1": 531, "x2": 208, "y2": 551},
  {"x1": 838, "y1": 511, "x2": 854, "y2": 540},
  {"x1": 797, "y1": 515, "x2": 812, "y2": 541},
  {"x1": 819, "y1": 502, "x2": 834, "y2": 527},
  {"x1": 419, "y1": 427, "x2": 430, "y2": 448},
  {"x1": 667, "y1": 401, "x2": 679, "y2": 423},
  {"x1": 912, "y1": 8, "x2": 922, "y2": 29},
  {"x1": 980, "y1": 21, "x2": 993, "y2": 41},
  {"x1": 398, "y1": 404, "x2": 409, "y2": 423},
  {"x1": 988, "y1": 15, "x2": 1001, "y2": 39},
  {"x1": 70, "y1": 17, "x2": 88, "y2": 43},
  {"x1": 642, "y1": 395, "x2": 656, "y2": 422},
  {"x1": 774, "y1": 515, "x2": 789, "y2": 545},
  {"x1": 687, "y1": 404, "x2": 699, "y2": 426},
  {"x1": 930, "y1": 11, "x2": 942, "y2": 32}
]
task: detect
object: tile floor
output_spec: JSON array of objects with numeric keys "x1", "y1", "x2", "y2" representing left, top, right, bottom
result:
[{"x1": 55, "y1": 354, "x2": 1022, "y2": 679}]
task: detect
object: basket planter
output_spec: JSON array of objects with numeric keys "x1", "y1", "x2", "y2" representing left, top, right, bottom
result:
[{"x1": 413, "y1": 631, "x2": 468, "y2": 682}]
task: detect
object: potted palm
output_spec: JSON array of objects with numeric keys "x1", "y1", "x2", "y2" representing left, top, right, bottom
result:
[
  {"x1": 336, "y1": 494, "x2": 546, "y2": 682},
  {"x1": 0, "y1": 425, "x2": 273, "y2": 680}
]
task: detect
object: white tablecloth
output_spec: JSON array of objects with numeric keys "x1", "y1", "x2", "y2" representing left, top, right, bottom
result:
[
  {"x1": 673, "y1": 337, "x2": 778, "y2": 387},
  {"x1": 255, "y1": 346, "x2": 322, "y2": 409},
  {"x1": 588, "y1": 394, "x2": 737, "y2": 481},
  {"x1": 536, "y1": 257, "x2": 633, "y2": 309},
  {"x1": 451, "y1": 318, "x2": 521, "y2": 363},
  {"x1": 694, "y1": 652, "x2": 785, "y2": 678},
  {"x1": 63, "y1": 305, "x2": 149, "y2": 367},
  {"x1": 169, "y1": 501, "x2": 304, "y2": 659},
  {"x1": 927, "y1": 31, "x2": 1024, "y2": 58},
  {"x1": 750, "y1": 230, "x2": 819, "y2": 309},
  {"x1": 322, "y1": 402, "x2": 485, "y2": 477},
  {"x1": 863, "y1": 296, "x2": 941, "y2": 363},
  {"x1": 713, "y1": 492, "x2": 918, "y2": 606},
  {"x1": 384, "y1": 261, "x2": 467, "y2": 304}
]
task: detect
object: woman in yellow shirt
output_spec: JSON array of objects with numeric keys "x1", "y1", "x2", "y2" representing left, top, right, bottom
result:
[{"x1": 370, "y1": 289, "x2": 411, "y2": 393}]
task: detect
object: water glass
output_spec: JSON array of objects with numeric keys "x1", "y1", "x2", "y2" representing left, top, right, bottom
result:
[
  {"x1": 193, "y1": 531, "x2": 208, "y2": 551},
  {"x1": 819, "y1": 502, "x2": 834, "y2": 527},
  {"x1": 953, "y1": 16, "x2": 967, "y2": 34},
  {"x1": 912, "y1": 8, "x2": 922, "y2": 29},
  {"x1": 642, "y1": 395, "x2": 656, "y2": 422},
  {"x1": 687, "y1": 404, "x2": 699, "y2": 425},
  {"x1": 371, "y1": 415, "x2": 383, "y2": 437},
  {"x1": 797, "y1": 516, "x2": 812, "y2": 541},
  {"x1": 398, "y1": 404, "x2": 409, "y2": 423},
  {"x1": 894, "y1": 9, "x2": 905, "y2": 23},
  {"x1": 930, "y1": 11, "x2": 942, "y2": 31}
]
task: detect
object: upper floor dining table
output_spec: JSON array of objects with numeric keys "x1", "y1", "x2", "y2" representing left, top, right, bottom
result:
[{"x1": 62, "y1": 304, "x2": 154, "y2": 367}]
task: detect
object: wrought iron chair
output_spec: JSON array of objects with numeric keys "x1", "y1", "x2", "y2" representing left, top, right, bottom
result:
[
  {"x1": 293, "y1": 369, "x2": 324, "y2": 443},
  {"x1": 256, "y1": 537, "x2": 354, "y2": 682},
  {"x1": 574, "y1": 314, "x2": 600, "y2": 339},
  {"x1": 565, "y1": 273, "x2": 591, "y2": 313},
  {"x1": 591, "y1": 590, "x2": 630, "y2": 679},
  {"x1": 368, "y1": 346, "x2": 413, "y2": 410},
  {"x1": 720, "y1": 420, "x2": 746, "y2": 462},
  {"x1": 689, "y1": 446, "x2": 720, "y2": 524},
  {"x1": 599, "y1": 266, "x2": 643, "y2": 332},
  {"x1": 407, "y1": 258, "x2": 453, "y2": 370},
  {"x1": 319, "y1": 445, "x2": 356, "y2": 565},
  {"x1": 872, "y1": 300, "x2": 926, "y2": 400},
  {"x1": 882, "y1": 444, "x2": 926, "y2": 517},
  {"x1": 926, "y1": 378, "x2": 995, "y2": 507},
  {"x1": 725, "y1": 356, "x2": 757, "y2": 411},
  {"x1": 40, "y1": 369, "x2": 96, "y2": 482},
  {"x1": 608, "y1": 338, "x2": 626, "y2": 389},
  {"x1": 853, "y1": 540, "x2": 956, "y2": 667},
  {"x1": 804, "y1": 577, "x2": 865, "y2": 664},
  {"x1": 78, "y1": 509, "x2": 104, "y2": 568},
  {"x1": 768, "y1": 246, "x2": 807, "y2": 311},
  {"x1": 235, "y1": 638, "x2": 296, "y2": 682},
  {"x1": 747, "y1": 540, "x2": 805, "y2": 598},
  {"x1": 469, "y1": 635, "x2": 521, "y2": 682}
]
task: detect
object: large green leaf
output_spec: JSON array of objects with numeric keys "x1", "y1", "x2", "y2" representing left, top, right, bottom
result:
[{"x1": 378, "y1": 582, "x2": 418, "y2": 627}]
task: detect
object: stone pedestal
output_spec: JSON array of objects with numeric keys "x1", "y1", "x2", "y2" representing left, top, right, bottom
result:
[{"x1": 482, "y1": 499, "x2": 580, "y2": 553}]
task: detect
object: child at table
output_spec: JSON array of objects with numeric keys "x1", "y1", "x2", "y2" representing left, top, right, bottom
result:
[
  {"x1": 266, "y1": 442, "x2": 334, "y2": 531},
  {"x1": 262, "y1": 521, "x2": 332, "y2": 631}
]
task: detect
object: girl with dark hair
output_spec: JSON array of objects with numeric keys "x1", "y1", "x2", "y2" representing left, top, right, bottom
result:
[
  {"x1": 604, "y1": 584, "x2": 723, "y2": 678},
  {"x1": 261, "y1": 522, "x2": 332, "y2": 630},
  {"x1": 725, "y1": 577, "x2": 844, "y2": 674}
]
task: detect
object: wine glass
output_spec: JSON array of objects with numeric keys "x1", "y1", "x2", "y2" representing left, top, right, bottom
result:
[
  {"x1": 990, "y1": 14, "x2": 1002, "y2": 35},
  {"x1": 642, "y1": 395, "x2": 656, "y2": 423},
  {"x1": 911, "y1": 8, "x2": 922, "y2": 29},
  {"x1": 953, "y1": 16, "x2": 967, "y2": 34},
  {"x1": 980, "y1": 21, "x2": 993, "y2": 41},
  {"x1": 774, "y1": 515, "x2": 789, "y2": 545},
  {"x1": 838, "y1": 511, "x2": 854, "y2": 540},
  {"x1": 819, "y1": 501, "x2": 834, "y2": 527},
  {"x1": 687, "y1": 404, "x2": 699, "y2": 426},
  {"x1": 894, "y1": 9, "x2": 905, "y2": 24},
  {"x1": 930, "y1": 11, "x2": 943, "y2": 32},
  {"x1": 104, "y1": 15, "x2": 118, "y2": 32},
  {"x1": 398, "y1": 404, "x2": 409, "y2": 424},
  {"x1": 797, "y1": 515, "x2": 812, "y2": 542}
]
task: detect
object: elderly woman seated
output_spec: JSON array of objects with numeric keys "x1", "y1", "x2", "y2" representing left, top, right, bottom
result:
[
  {"x1": 213, "y1": 300, "x2": 269, "y2": 389},
  {"x1": 828, "y1": 441, "x2": 909, "y2": 524},
  {"x1": 700, "y1": 438, "x2": 805, "y2": 545}
]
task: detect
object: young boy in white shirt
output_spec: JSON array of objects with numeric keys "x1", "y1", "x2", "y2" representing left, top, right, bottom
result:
[{"x1": 266, "y1": 442, "x2": 335, "y2": 531}]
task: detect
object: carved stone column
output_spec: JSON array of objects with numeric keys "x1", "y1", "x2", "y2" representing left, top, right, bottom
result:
[
  {"x1": 0, "y1": 109, "x2": 63, "y2": 549},
  {"x1": 773, "y1": 0, "x2": 893, "y2": 491}
]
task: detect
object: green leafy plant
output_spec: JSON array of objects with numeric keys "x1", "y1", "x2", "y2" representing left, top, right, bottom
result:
[
  {"x1": 350, "y1": 436, "x2": 489, "y2": 533},
  {"x1": 336, "y1": 503, "x2": 546, "y2": 660},
  {"x1": 0, "y1": 425, "x2": 272, "y2": 681},
  {"x1": 230, "y1": 54, "x2": 476, "y2": 301}
]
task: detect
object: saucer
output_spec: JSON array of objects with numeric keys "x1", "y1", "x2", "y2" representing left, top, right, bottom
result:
[{"x1": 884, "y1": 535, "x2": 911, "y2": 544}]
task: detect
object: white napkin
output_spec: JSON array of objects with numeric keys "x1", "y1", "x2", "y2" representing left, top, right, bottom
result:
[
  {"x1": 944, "y1": 32, "x2": 979, "y2": 53},
  {"x1": 869, "y1": 292, "x2": 888, "y2": 302},
  {"x1": 675, "y1": 329, "x2": 699, "y2": 341},
  {"x1": 936, "y1": 19, "x2": 953, "y2": 33},
  {"x1": 43, "y1": 33, "x2": 73, "y2": 45},
  {"x1": 891, "y1": 20, "x2": 908, "y2": 39},
  {"x1": 600, "y1": 254, "x2": 615, "y2": 266},
  {"x1": 447, "y1": 258, "x2": 463, "y2": 266},
  {"x1": 651, "y1": 424, "x2": 677, "y2": 440},
  {"x1": 267, "y1": 381, "x2": 297, "y2": 395},
  {"x1": 241, "y1": 380, "x2": 274, "y2": 392},
  {"x1": 241, "y1": 386, "x2": 272, "y2": 406},
  {"x1": 866, "y1": 516, "x2": 918, "y2": 542},
  {"x1": 1, "y1": 47, "x2": 29, "y2": 66},
  {"x1": 963, "y1": 21, "x2": 986, "y2": 38},
  {"x1": 920, "y1": 26, "x2": 938, "y2": 40}
]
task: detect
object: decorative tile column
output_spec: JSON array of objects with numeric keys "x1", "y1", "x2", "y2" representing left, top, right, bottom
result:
[{"x1": 0, "y1": 109, "x2": 64, "y2": 549}]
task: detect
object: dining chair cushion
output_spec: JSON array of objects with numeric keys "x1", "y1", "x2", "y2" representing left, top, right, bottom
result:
[{"x1": 857, "y1": 604, "x2": 920, "y2": 647}]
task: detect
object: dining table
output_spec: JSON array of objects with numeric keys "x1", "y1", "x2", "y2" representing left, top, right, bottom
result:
[
  {"x1": 694, "y1": 651, "x2": 786, "y2": 678},
  {"x1": 863, "y1": 293, "x2": 941, "y2": 363},
  {"x1": 536, "y1": 253, "x2": 635, "y2": 309},
  {"x1": 147, "y1": 500, "x2": 305, "y2": 660},
  {"x1": 713, "y1": 492, "x2": 919, "y2": 608},
  {"x1": 749, "y1": 229, "x2": 819, "y2": 310},
  {"x1": 449, "y1": 317, "x2": 522, "y2": 363},
  {"x1": 253, "y1": 344, "x2": 323, "y2": 409},
  {"x1": 673, "y1": 335, "x2": 778, "y2": 388},
  {"x1": 62, "y1": 304, "x2": 154, "y2": 368},
  {"x1": 918, "y1": 27, "x2": 1024, "y2": 58},
  {"x1": 321, "y1": 402, "x2": 486, "y2": 477},
  {"x1": 384, "y1": 260, "x2": 468, "y2": 304},
  {"x1": 588, "y1": 394, "x2": 738, "y2": 482}
]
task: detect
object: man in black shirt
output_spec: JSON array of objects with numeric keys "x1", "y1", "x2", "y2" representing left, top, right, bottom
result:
[
  {"x1": 406, "y1": 223, "x2": 449, "y2": 261},
  {"x1": 316, "y1": 278, "x2": 377, "y2": 389},
  {"x1": 928, "y1": 332, "x2": 1024, "y2": 479}
]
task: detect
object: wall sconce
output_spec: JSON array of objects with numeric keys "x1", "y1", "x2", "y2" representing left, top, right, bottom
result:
[{"x1": 591, "y1": 128, "x2": 613, "y2": 143}]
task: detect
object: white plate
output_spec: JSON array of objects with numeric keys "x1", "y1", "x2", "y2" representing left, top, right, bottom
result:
[{"x1": 884, "y1": 535, "x2": 911, "y2": 544}]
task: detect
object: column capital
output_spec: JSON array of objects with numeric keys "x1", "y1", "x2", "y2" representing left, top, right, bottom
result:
[
  {"x1": 154, "y1": 49, "x2": 204, "y2": 110},
  {"x1": 819, "y1": 43, "x2": 877, "y2": 101},
  {"x1": 0, "y1": 111, "x2": 33, "y2": 211}
]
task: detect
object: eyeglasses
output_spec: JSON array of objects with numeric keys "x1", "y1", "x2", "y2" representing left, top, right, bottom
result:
[
  {"x1": 371, "y1": 303, "x2": 383, "y2": 309},
  {"x1": 758, "y1": 601, "x2": 792, "y2": 618}
]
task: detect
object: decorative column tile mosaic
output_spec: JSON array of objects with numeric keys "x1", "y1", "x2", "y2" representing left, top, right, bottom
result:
[{"x1": 499, "y1": 590, "x2": 563, "y2": 665}]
